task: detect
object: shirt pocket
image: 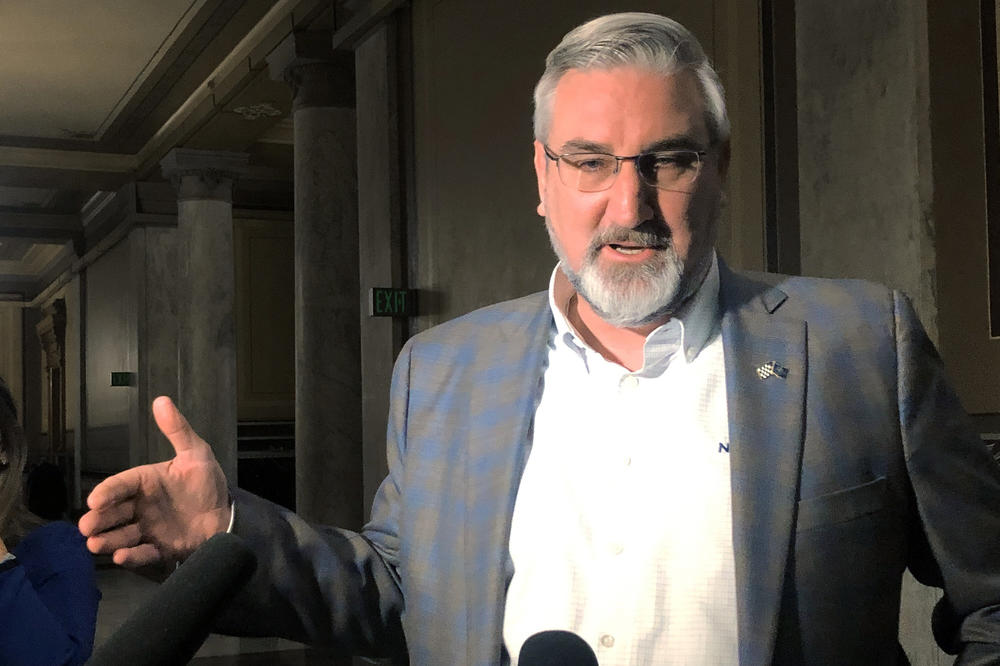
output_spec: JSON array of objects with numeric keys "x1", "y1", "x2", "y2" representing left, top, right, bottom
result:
[{"x1": 796, "y1": 476, "x2": 888, "y2": 532}]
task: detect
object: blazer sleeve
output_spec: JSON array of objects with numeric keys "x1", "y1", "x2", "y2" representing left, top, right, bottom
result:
[
  {"x1": 895, "y1": 291, "x2": 1000, "y2": 660},
  {"x1": 214, "y1": 491, "x2": 405, "y2": 656},
  {"x1": 212, "y1": 340, "x2": 414, "y2": 657},
  {"x1": 0, "y1": 522, "x2": 100, "y2": 665}
]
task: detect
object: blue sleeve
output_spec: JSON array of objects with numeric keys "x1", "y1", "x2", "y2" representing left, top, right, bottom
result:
[{"x1": 1, "y1": 522, "x2": 101, "y2": 665}]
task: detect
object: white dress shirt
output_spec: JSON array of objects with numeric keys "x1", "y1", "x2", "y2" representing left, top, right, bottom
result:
[{"x1": 503, "y1": 253, "x2": 738, "y2": 665}]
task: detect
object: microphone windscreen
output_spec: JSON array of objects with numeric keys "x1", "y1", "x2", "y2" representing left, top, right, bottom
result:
[
  {"x1": 89, "y1": 532, "x2": 257, "y2": 666},
  {"x1": 518, "y1": 630, "x2": 599, "y2": 666}
]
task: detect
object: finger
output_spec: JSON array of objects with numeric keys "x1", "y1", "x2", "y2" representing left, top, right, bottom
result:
[
  {"x1": 78, "y1": 501, "x2": 134, "y2": 537},
  {"x1": 152, "y1": 395, "x2": 204, "y2": 456},
  {"x1": 113, "y1": 543, "x2": 163, "y2": 568},
  {"x1": 85, "y1": 522, "x2": 142, "y2": 555},
  {"x1": 85, "y1": 468, "x2": 144, "y2": 510}
]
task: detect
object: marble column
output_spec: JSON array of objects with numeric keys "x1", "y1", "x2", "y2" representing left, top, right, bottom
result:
[
  {"x1": 269, "y1": 35, "x2": 362, "y2": 527},
  {"x1": 355, "y1": 19, "x2": 407, "y2": 514},
  {"x1": 160, "y1": 149, "x2": 249, "y2": 483}
]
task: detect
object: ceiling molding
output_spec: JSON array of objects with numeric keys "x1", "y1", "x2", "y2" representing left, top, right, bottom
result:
[
  {"x1": 102, "y1": 0, "x2": 248, "y2": 152},
  {"x1": 0, "y1": 0, "x2": 326, "y2": 291},
  {"x1": 0, "y1": 212, "x2": 81, "y2": 243},
  {"x1": 0, "y1": 0, "x2": 323, "y2": 187},
  {"x1": 0, "y1": 147, "x2": 136, "y2": 173},
  {"x1": 256, "y1": 117, "x2": 294, "y2": 144},
  {"x1": 331, "y1": 0, "x2": 407, "y2": 50}
]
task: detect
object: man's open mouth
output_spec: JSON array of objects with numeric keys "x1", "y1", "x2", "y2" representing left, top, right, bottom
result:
[{"x1": 607, "y1": 243, "x2": 665, "y2": 255}]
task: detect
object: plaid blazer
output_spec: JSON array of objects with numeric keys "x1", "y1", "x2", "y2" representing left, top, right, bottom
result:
[{"x1": 224, "y1": 264, "x2": 1000, "y2": 665}]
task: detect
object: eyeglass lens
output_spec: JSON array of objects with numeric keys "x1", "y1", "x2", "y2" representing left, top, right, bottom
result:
[{"x1": 557, "y1": 151, "x2": 702, "y2": 193}]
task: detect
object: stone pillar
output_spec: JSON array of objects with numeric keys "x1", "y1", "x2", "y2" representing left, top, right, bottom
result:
[
  {"x1": 795, "y1": 4, "x2": 943, "y2": 663},
  {"x1": 355, "y1": 19, "x2": 408, "y2": 514},
  {"x1": 160, "y1": 149, "x2": 249, "y2": 483},
  {"x1": 36, "y1": 299, "x2": 72, "y2": 513},
  {"x1": 269, "y1": 34, "x2": 362, "y2": 527}
]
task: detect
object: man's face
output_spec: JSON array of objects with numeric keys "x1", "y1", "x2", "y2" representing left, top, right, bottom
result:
[{"x1": 534, "y1": 66, "x2": 727, "y2": 327}]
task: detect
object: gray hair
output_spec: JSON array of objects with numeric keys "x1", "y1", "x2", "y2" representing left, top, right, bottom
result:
[{"x1": 533, "y1": 12, "x2": 730, "y2": 145}]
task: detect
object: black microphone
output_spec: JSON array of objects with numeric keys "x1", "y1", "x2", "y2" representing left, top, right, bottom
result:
[
  {"x1": 518, "y1": 630, "x2": 599, "y2": 665},
  {"x1": 90, "y1": 532, "x2": 257, "y2": 666}
]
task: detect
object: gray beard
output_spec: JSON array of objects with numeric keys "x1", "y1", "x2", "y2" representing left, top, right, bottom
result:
[{"x1": 546, "y1": 220, "x2": 705, "y2": 327}]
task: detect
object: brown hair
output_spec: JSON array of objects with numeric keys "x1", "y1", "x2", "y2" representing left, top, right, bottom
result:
[{"x1": 0, "y1": 377, "x2": 43, "y2": 546}]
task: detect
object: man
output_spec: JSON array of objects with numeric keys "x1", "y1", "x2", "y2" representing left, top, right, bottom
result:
[{"x1": 79, "y1": 12, "x2": 1000, "y2": 665}]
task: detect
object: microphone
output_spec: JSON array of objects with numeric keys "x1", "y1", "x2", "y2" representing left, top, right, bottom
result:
[
  {"x1": 90, "y1": 532, "x2": 257, "y2": 666},
  {"x1": 518, "y1": 630, "x2": 599, "y2": 665}
]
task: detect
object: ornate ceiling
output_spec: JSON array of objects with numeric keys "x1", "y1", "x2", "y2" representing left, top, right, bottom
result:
[{"x1": 0, "y1": 0, "x2": 344, "y2": 298}]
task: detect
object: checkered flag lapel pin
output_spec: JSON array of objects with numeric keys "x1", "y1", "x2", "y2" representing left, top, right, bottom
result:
[{"x1": 756, "y1": 361, "x2": 789, "y2": 380}]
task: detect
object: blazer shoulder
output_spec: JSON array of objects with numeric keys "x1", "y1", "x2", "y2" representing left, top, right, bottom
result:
[{"x1": 728, "y1": 267, "x2": 897, "y2": 319}]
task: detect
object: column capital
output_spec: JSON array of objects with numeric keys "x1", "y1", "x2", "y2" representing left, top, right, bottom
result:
[
  {"x1": 160, "y1": 148, "x2": 250, "y2": 202},
  {"x1": 267, "y1": 31, "x2": 355, "y2": 110}
]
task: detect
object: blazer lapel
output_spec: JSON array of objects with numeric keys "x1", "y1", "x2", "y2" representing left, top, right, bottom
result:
[
  {"x1": 463, "y1": 293, "x2": 553, "y2": 664},
  {"x1": 720, "y1": 268, "x2": 807, "y2": 666}
]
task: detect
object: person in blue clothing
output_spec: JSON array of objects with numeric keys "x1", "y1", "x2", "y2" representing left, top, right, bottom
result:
[{"x1": 0, "y1": 377, "x2": 100, "y2": 665}]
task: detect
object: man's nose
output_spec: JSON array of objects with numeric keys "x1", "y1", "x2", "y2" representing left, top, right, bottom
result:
[{"x1": 605, "y1": 160, "x2": 655, "y2": 227}]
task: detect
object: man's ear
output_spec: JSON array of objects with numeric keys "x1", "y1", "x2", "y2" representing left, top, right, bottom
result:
[{"x1": 533, "y1": 140, "x2": 548, "y2": 217}]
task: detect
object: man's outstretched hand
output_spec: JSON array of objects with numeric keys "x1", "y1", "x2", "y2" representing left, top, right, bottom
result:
[{"x1": 78, "y1": 396, "x2": 232, "y2": 567}]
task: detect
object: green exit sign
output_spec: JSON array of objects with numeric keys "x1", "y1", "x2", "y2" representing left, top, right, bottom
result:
[
  {"x1": 110, "y1": 372, "x2": 136, "y2": 387},
  {"x1": 369, "y1": 288, "x2": 416, "y2": 317}
]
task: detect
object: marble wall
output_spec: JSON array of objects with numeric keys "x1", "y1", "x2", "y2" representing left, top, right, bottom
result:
[
  {"x1": 796, "y1": 2, "x2": 944, "y2": 663},
  {"x1": 134, "y1": 226, "x2": 178, "y2": 466},
  {"x1": 84, "y1": 237, "x2": 134, "y2": 473},
  {"x1": 0, "y1": 303, "x2": 23, "y2": 420},
  {"x1": 796, "y1": 0, "x2": 937, "y2": 342}
]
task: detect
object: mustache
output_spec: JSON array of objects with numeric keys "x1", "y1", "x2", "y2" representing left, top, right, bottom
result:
[{"x1": 586, "y1": 219, "x2": 672, "y2": 257}]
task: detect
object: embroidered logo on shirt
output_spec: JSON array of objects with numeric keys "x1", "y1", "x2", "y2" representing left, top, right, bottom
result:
[{"x1": 718, "y1": 441, "x2": 730, "y2": 453}]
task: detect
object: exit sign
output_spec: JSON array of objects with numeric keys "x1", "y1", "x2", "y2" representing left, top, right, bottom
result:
[
  {"x1": 110, "y1": 372, "x2": 136, "y2": 387},
  {"x1": 369, "y1": 288, "x2": 416, "y2": 317}
]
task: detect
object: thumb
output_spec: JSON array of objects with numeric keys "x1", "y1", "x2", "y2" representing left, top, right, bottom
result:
[{"x1": 152, "y1": 396, "x2": 206, "y2": 457}]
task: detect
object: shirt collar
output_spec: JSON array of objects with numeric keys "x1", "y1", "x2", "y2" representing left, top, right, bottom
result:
[{"x1": 547, "y1": 251, "x2": 721, "y2": 371}]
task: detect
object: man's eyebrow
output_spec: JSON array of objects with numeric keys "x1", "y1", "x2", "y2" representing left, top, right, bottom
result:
[
  {"x1": 642, "y1": 136, "x2": 708, "y2": 152},
  {"x1": 556, "y1": 135, "x2": 709, "y2": 154},
  {"x1": 557, "y1": 139, "x2": 612, "y2": 153}
]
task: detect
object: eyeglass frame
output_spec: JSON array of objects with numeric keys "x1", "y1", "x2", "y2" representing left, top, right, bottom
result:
[{"x1": 542, "y1": 144, "x2": 710, "y2": 194}]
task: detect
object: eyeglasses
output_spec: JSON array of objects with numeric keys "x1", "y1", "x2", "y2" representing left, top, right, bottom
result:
[{"x1": 543, "y1": 145, "x2": 708, "y2": 194}]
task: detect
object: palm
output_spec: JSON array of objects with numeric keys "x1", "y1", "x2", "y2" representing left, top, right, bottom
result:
[
  {"x1": 137, "y1": 455, "x2": 228, "y2": 560},
  {"x1": 78, "y1": 397, "x2": 231, "y2": 567}
]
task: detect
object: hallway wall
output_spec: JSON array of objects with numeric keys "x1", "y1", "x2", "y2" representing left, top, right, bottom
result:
[
  {"x1": 84, "y1": 237, "x2": 133, "y2": 473},
  {"x1": 0, "y1": 303, "x2": 22, "y2": 422},
  {"x1": 796, "y1": 0, "x2": 937, "y2": 342}
]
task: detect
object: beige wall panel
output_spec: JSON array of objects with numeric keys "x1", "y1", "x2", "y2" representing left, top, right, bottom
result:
[
  {"x1": 930, "y1": 0, "x2": 1000, "y2": 413},
  {"x1": 235, "y1": 218, "x2": 295, "y2": 421},
  {"x1": 84, "y1": 237, "x2": 134, "y2": 472},
  {"x1": 411, "y1": 0, "x2": 764, "y2": 330},
  {"x1": 714, "y1": 0, "x2": 765, "y2": 272},
  {"x1": 0, "y1": 303, "x2": 23, "y2": 420}
]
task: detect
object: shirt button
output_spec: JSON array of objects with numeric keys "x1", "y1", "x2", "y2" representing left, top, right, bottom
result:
[
  {"x1": 610, "y1": 542, "x2": 624, "y2": 555},
  {"x1": 623, "y1": 454, "x2": 631, "y2": 467},
  {"x1": 618, "y1": 375, "x2": 639, "y2": 391},
  {"x1": 600, "y1": 634, "x2": 615, "y2": 648}
]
